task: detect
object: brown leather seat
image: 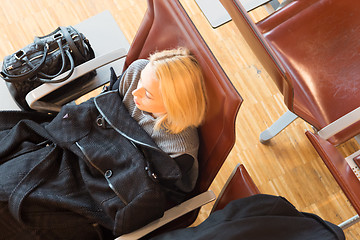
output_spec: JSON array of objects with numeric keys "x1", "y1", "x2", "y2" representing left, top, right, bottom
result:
[
  {"x1": 306, "y1": 130, "x2": 360, "y2": 228},
  {"x1": 123, "y1": 0, "x2": 243, "y2": 235},
  {"x1": 221, "y1": 0, "x2": 360, "y2": 146},
  {"x1": 211, "y1": 164, "x2": 260, "y2": 212},
  {"x1": 221, "y1": 0, "x2": 360, "y2": 229}
]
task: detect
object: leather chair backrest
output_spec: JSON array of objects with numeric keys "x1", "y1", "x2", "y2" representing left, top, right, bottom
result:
[
  {"x1": 124, "y1": 0, "x2": 242, "y2": 195},
  {"x1": 306, "y1": 131, "x2": 360, "y2": 215},
  {"x1": 211, "y1": 164, "x2": 260, "y2": 212},
  {"x1": 220, "y1": 0, "x2": 293, "y2": 109}
]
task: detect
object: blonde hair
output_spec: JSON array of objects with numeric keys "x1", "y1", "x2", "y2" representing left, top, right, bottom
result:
[{"x1": 149, "y1": 48, "x2": 207, "y2": 134}]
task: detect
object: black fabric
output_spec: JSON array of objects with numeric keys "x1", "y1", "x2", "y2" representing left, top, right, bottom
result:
[
  {"x1": 159, "y1": 154, "x2": 196, "y2": 204},
  {"x1": 101, "y1": 67, "x2": 122, "y2": 94},
  {"x1": 0, "y1": 201, "x2": 108, "y2": 240},
  {"x1": 0, "y1": 91, "x2": 185, "y2": 236},
  {"x1": 150, "y1": 194, "x2": 345, "y2": 240},
  {"x1": 109, "y1": 67, "x2": 120, "y2": 91}
]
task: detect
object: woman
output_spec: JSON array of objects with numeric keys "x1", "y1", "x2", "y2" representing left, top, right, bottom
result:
[{"x1": 0, "y1": 47, "x2": 207, "y2": 239}]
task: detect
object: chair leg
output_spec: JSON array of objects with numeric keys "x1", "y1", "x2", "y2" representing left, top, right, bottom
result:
[
  {"x1": 260, "y1": 110, "x2": 298, "y2": 143},
  {"x1": 338, "y1": 214, "x2": 360, "y2": 229},
  {"x1": 354, "y1": 134, "x2": 360, "y2": 145},
  {"x1": 264, "y1": 0, "x2": 280, "y2": 14}
]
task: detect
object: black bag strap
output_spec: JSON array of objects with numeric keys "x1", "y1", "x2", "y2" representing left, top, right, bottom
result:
[
  {"x1": 36, "y1": 26, "x2": 88, "y2": 83},
  {"x1": 37, "y1": 35, "x2": 75, "y2": 83},
  {"x1": 0, "y1": 44, "x2": 50, "y2": 82},
  {"x1": 60, "y1": 26, "x2": 86, "y2": 62}
]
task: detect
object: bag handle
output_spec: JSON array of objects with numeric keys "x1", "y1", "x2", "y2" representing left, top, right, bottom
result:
[
  {"x1": 0, "y1": 44, "x2": 50, "y2": 82},
  {"x1": 37, "y1": 34, "x2": 75, "y2": 83},
  {"x1": 60, "y1": 26, "x2": 86, "y2": 62}
]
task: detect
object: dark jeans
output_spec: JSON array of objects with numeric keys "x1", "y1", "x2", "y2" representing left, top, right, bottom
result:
[{"x1": 0, "y1": 201, "x2": 113, "y2": 240}]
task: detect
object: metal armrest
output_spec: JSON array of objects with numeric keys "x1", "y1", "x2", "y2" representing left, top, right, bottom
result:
[
  {"x1": 318, "y1": 106, "x2": 360, "y2": 139},
  {"x1": 116, "y1": 190, "x2": 216, "y2": 240},
  {"x1": 25, "y1": 48, "x2": 127, "y2": 112},
  {"x1": 241, "y1": 0, "x2": 272, "y2": 11}
]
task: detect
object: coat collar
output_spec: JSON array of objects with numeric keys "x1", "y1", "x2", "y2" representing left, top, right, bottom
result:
[
  {"x1": 95, "y1": 90, "x2": 159, "y2": 150},
  {"x1": 94, "y1": 90, "x2": 181, "y2": 181}
]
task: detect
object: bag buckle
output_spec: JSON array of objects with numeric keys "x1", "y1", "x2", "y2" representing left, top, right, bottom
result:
[
  {"x1": 53, "y1": 32, "x2": 63, "y2": 40},
  {"x1": 14, "y1": 50, "x2": 25, "y2": 60}
]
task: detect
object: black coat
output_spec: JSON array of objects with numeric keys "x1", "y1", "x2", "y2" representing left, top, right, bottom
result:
[
  {"x1": 151, "y1": 194, "x2": 345, "y2": 240},
  {"x1": 0, "y1": 90, "x2": 183, "y2": 236}
]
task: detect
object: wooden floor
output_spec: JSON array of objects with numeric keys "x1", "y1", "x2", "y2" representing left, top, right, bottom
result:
[{"x1": 0, "y1": 0, "x2": 359, "y2": 238}]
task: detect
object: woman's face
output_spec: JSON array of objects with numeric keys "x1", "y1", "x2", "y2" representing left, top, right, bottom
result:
[{"x1": 132, "y1": 63, "x2": 167, "y2": 116}]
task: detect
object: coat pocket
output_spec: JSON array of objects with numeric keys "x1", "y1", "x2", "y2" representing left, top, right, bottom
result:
[
  {"x1": 75, "y1": 138, "x2": 167, "y2": 236},
  {"x1": 114, "y1": 188, "x2": 166, "y2": 235}
]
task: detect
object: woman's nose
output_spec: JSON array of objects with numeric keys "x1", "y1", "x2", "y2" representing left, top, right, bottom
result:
[{"x1": 132, "y1": 87, "x2": 144, "y2": 97}]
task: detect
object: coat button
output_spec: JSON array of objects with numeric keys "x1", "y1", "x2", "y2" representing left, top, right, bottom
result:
[
  {"x1": 105, "y1": 170, "x2": 112, "y2": 178},
  {"x1": 96, "y1": 117, "x2": 104, "y2": 127},
  {"x1": 151, "y1": 173, "x2": 158, "y2": 180}
]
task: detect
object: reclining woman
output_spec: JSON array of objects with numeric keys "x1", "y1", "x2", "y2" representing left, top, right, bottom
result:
[{"x1": 0, "y1": 47, "x2": 207, "y2": 239}]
